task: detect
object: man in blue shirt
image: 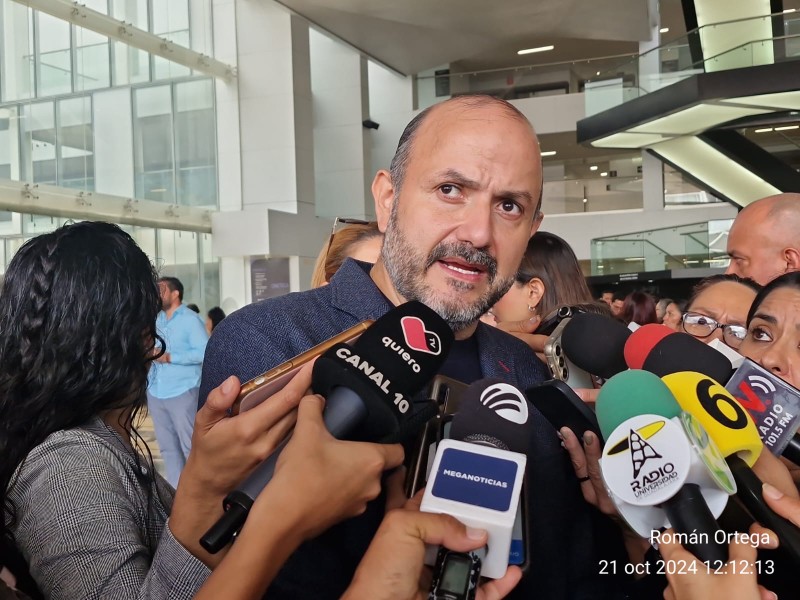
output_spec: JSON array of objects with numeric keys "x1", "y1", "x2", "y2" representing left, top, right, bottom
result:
[{"x1": 148, "y1": 276, "x2": 208, "y2": 487}]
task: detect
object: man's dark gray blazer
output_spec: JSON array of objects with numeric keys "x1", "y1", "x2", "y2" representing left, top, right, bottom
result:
[{"x1": 200, "y1": 259, "x2": 608, "y2": 599}]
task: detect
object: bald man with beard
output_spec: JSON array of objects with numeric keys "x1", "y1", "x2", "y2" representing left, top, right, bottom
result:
[{"x1": 726, "y1": 193, "x2": 800, "y2": 285}]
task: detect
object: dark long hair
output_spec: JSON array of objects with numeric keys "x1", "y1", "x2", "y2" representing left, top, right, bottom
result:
[
  {"x1": 747, "y1": 271, "x2": 800, "y2": 325},
  {"x1": 514, "y1": 231, "x2": 594, "y2": 318},
  {"x1": 0, "y1": 221, "x2": 163, "y2": 540}
]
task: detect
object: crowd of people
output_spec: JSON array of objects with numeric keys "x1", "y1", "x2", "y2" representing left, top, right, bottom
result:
[{"x1": 1, "y1": 94, "x2": 800, "y2": 600}]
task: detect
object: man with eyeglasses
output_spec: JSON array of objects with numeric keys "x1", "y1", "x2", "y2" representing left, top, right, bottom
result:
[{"x1": 200, "y1": 95, "x2": 610, "y2": 600}]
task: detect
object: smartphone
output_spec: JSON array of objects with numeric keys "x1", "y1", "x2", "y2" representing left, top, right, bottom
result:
[
  {"x1": 543, "y1": 318, "x2": 595, "y2": 390},
  {"x1": 405, "y1": 375, "x2": 530, "y2": 574},
  {"x1": 526, "y1": 378, "x2": 603, "y2": 443},
  {"x1": 232, "y1": 320, "x2": 373, "y2": 415},
  {"x1": 535, "y1": 304, "x2": 579, "y2": 337}
]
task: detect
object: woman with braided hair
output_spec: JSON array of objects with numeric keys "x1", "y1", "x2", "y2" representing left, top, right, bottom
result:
[{"x1": 0, "y1": 221, "x2": 403, "y2": 600}]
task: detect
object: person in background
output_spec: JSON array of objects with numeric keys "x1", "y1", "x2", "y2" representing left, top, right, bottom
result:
[
  {"x1": 148, "y1": 276, "x2": 209, "y2": 487},
  {"x1": 655, "y1": 297, "x2": 672, "y2": 323},
  {"x1": 679, "y1": 274, "x2": 760, "y2": 350},
  {"x1": 725, "y1": 193, "x2": 800, "y2": 285},
  {"x1": 310, "y1": 219, "x2": 383, "y2": 288},
  {"x1": 611, "y1": 291, "x2": 625, "y2": 318},
  {"x1": 662, "y1": 299, "x2": 683, "y2": 331},
  {"x1": 205, "y1": 306, "x2": 226, "y2": 336},
  {"x1": 621, "y1": 291, "x2": 657, "y2": 326},
  {"x1": 186, "y1": 303, "x2": 200, "y2": 314},
  {"x1": 600, "y1": 290, "x2": 614, "y2": 307},
  {"x1": 489, "y1": 231, "x2": 594, "y2": 324}
]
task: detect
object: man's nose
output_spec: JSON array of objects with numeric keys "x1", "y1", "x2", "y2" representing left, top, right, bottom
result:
[{"x1": 454, "y1": 200, "x2": 492, "y2": 250}]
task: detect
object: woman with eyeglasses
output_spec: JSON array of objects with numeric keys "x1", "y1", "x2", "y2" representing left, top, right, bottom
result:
[
  {"x1": 680, "y1": 274, "x2": 761, "y2": 349},
  {"x1": 310, "y1": 218, "x2": 382, "y2": 288}
]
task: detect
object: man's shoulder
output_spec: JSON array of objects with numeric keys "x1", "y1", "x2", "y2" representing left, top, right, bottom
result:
[{"x1": 476, "y1": 323, "x2": 549, "y2": 388}]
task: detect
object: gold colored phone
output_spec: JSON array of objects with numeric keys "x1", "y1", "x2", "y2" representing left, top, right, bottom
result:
[{"x1": 232, "y1": 320, "x2": 373, "y2": 415}]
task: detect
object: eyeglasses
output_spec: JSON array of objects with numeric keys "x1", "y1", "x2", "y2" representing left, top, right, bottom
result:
[
  {"x1": 323, "y1": 217, "x2": 372, "y2": 268},
  {"x1": 681, "y1": 312, "x2": 748, "y2": 348}
]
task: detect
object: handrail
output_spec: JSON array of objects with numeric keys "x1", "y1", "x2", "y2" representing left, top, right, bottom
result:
[
  {"x1": 415, "y1": 53, "x2": 637, "y2": 81},
  {"x1": 688, "y1": 32, "x2": 800, "y2": 69},
  {"x1": 597, "y1": 237, "x2": 686, "y2": 269}
]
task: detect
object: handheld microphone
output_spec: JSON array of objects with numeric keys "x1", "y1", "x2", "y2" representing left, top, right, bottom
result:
[
  {"x1": 421, "y1": 378, "x2": 531, "y2": 579},
  {"x1": 201, "y1": 301, "x2": 454, "y2": 553},
  {"x1": 560, "y1": 312, "x2": 631, "y2": 379},
  {"x1": 596, "y1": 370, "x2": 733, "y2": 564},
  {"x1": 662, "y1": 372, "x2": 800, "y2": 564},
  {"x1": 625, "y1": 326, "x2": 800, "y2": 464}
]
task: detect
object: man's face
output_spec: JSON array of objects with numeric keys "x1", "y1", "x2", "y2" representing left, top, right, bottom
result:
[
  {"x1": 725, "y1": 215, "x2": 787, "y2": 285},
  {"x1": 375, "y1": 104, "x2": 542, "y2": 332},
  {"x1": 601, "y1": 292, "x2": 613, "y2": 306},
  {"x1": 158, "y1": 282, "x2": 176, "y2": 311},
  {"x1": 611, "y1": 299, "x2": 624, "y2": 317}
]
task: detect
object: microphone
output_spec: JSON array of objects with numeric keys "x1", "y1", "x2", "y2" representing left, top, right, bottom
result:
[
  {"x1": 560, "y1": 312, "x2": 631, "y2": 379},
  {"x1": 596, "y1": 370, "x2": 732, "y2": 564},
  {"x1": 625, "y1": 326, "x2": 800, "y2": 465},
  {"x1": 421, "y1": 378, "x2": 531, "y2": 579},
  {"x1": 624, "y1": 324, "x2": 733, "y2": 383},
  {"x1": 201, "y1": 301, "x2": 454, "y2": 553},
  {"x1": 662, "y1": 372, "x2": 800, "y2": 564}
]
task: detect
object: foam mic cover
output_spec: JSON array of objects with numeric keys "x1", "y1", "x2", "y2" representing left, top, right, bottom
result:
[
  {"x1": 628, "y1": 328, "x2": 734, "y2": 383},
  {"x1": 624, "y1": 324, "x2": 674, "y2": 370},
  {"x1": 449, "y1": 378, "x2": 533, "y2": 454},
  {"x1": 560, "y1": 313, "x2": 631, "y2": 379},
  {"x1": 661, "y1": 372, "x2": 762, "y2": 466},
  {"x1": 596, "y1": 370, "x2": 681, "y2": 439}
]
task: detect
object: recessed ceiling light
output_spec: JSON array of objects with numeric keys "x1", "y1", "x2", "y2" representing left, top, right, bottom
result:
[
  {"x1": 589, "y1": 165, "x2": 598, "y2": 171},
  {"x1": 541, "y1": 150, "x2": 557, "y2": 157},
  {"x1": 775, "y1": 125, "x2": 799, "y2": 131},
  {"x1": 600, "y1": 172, "x2": 608, "y2": 177},
  {"x1": 659, "y1": 27, "x2": 670, "y2": 33},
  {"x1": 754, "y1": 127, "x2": 774, "y2": 133},
  {"x1": 582, "y1": 198, "x2": 588, "y2": 203},
  {"x1": 518, "y1": 45, "x2": 554, "y2": 55},
  {"x1": 783, "y1": 8, "x2": 796, "y2": 13}
]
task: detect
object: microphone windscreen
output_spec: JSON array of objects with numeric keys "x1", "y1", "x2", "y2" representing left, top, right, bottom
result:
[
  {"x1": 641, "y1": 333, "x2": 733, "y2": 383},
  {"x1": 662, "y1": 372, "x2": 763, "y2": 466},
  {"x1": 561, "y1": 313, "x2": 631, "y2": 379},
  {"x1": 624, "y1": 324, "x2": 674, "y2": 370},
  {"x1": 596, "y1": 370, "x2": 681, "y2": 439},
  {"x1": 449, "y1": 378, "x2": 533, "y2": 455},
  {"x1": 311, "y1": 300, "x2": 453, "y2": 441}
]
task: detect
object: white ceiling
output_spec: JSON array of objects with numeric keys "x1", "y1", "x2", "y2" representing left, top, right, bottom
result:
[{"x1": 274, "y1": 0, "x2": 655, "y2": 74}]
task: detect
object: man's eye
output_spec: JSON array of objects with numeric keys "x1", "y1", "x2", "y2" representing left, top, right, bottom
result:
[
  {"x1": 499, "y1": 200, "x2": 521, "y2": 215},
  {"x1": 439, "y1": 184, "x2": 460, "y2": 198}
]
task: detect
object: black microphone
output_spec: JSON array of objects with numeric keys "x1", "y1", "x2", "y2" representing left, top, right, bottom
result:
[
  {"x1": 200, "y1": 301, "x2": 454, "y2": 553},
  {"x1": 560, "y1": 312, "x2": 631, "y2": 379}
]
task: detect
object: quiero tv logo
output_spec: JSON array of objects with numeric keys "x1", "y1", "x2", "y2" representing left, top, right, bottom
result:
[
  {"x1": 400, "y1": 316, "x2": 441, "y2": 355},
  {"x1": 480, "y1": 383, "x2": 529, "y2": 425},
  {"x1": 432, "y1": 448, "x2": 517, "y2": 512}
]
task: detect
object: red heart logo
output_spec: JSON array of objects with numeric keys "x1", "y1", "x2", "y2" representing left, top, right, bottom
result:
[{"x1": 400, "y1": 316, "x2": 442, "y2": 355}]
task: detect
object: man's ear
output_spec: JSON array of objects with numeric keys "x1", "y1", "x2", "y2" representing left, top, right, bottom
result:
[
  {"x1": 372, "y1": 170, "x2": 395, "y2": 233},
  {"x1": 527, "y1": 277, "x2": 545, "y2": 311},
  {"x1": 784, "y1": 247, "x2": 800, "y2": 273}
]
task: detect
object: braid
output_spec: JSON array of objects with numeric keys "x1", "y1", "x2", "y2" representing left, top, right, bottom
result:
[{"x1": 19, "y1": 236, "x2": 61, "y2": 373}]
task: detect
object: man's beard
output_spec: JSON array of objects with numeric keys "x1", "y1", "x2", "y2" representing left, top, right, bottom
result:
[{"x1": 381, "y1": 202, "x2": 514, "y2": 332}]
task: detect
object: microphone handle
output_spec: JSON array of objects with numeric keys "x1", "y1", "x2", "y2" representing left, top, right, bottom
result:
[
  {"x1": 200, "y1": 386, "x2": 368, "y2": 553},
  {"x1": 782, "y1": 435, "x2": 800, "y2": 466},
  {"x1": 662, "y1": 483, "x2": 728, "y2": 564},
  {"x1": 727, "y1": 455, "x2": 800, "y2": 565}
]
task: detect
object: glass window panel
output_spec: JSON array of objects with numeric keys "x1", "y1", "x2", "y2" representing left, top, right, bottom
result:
[
  {"x1": 152, "y1": 1, "x2": 190, "y2": 34},
  {"x1": 21, "y1": 213, "x2": 58, "y2": 235},
  {"x1": 1, "y1": 4, "x2": 35, "y2": 102},
  {"x1": 23, "y1": 102, "x2": 57, "y2": 184},
  {"x1": 111, "y1": 0, "x2": 147, "y2": 28},
  {"x1": 153, "y1": 30, "x2": 191, "y2": 80},
  {"x1": 83, "y1": 0, "x2": 108, "y2": 14},
  {"x1": 113, "y1": 42, "x2": 149, "y2": 85},
  {"x1": 134, "y1": 85, "x2": 174, "y2": 202},
  {"x1": 37, "y1": 13, "x2": 72, "y2": 96},
  {"x1": 74, "y1": 25, "x2": 110, "y2": 91},
  {"x1": 201, "y1": 232, "x2": 218, "y2": 312},
  {"x1": 156, "y1": 228, "x2": 201, "y2": 305},
  {"x1": 58, "y1": 97, "x2": 94, "y2": 190},
  {"x1": 0, "y1": 108, "x2": 18, "y2": 180},
  {"x1": 175, "y1": 79, "x2": 216, "y2": 207}
]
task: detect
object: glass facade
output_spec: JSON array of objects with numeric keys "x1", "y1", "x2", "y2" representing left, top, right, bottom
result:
[{"x1": 0, "y1": 0, "x2": 218, "y2": 306}]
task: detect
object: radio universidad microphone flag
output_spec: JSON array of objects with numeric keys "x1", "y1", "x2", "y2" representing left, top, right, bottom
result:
[
  {"x1": 201, "y1": 301, "x2": 454, "y2": 553},
  {"x1": 421, "y1": 378, "x2": 531, "y2": 579},
  {"x1": 596, "y1": 370, "x2": 734, "y2": 564}
]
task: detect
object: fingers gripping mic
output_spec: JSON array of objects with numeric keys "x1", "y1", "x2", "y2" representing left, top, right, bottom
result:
[
  {"x1": 596, "y1": 370, "x2": 733, "y2": 564},
  {"x1": 201, "y1": 301, "x2": 454, "y2": 553},
  {"x1": 662, "y1": 372, "x2": 800, "y2": 565},
  {"x1": 422, "y1": 379, "x2": 531, "y2": 579}
]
